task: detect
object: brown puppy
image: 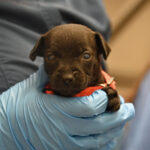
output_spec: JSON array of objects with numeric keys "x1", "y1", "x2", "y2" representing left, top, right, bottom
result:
[{"x1": 30, "y1": 24, "x2": 120, "y2": 112}]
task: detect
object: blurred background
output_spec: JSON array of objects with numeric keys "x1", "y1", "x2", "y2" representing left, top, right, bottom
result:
[{"x1": 103, "y1": 0, "x2": 150, "y2": 101}]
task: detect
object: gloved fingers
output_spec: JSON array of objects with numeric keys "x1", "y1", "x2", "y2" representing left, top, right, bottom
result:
[
  {"x1": 59, "y1": 102, "x2": 134, "y2": 136},
  {"x1": 70, "y1": 124, "x2": 124, "y2": 150},
  {"x1": 96, "y1": 123, "x2": 124, "y2": 146},
  {"x1": 43, "y1": 90, "x2": 108, "y2": 118},
  {"x1": 100, "y1": 139, "x2": 117, "y2": 150},
  {"x1": 69, "y1": 135, "x2": 101, "y2": 150}
]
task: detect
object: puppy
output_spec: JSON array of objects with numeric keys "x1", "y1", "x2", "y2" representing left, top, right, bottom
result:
[{"x1": 30, "y1": 24, "x2": 120, "y2": 112}]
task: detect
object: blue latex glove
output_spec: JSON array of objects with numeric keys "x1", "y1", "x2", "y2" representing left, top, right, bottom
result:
[{"x1": 0, "y1": 65, "x2": 135, "y2": 150}]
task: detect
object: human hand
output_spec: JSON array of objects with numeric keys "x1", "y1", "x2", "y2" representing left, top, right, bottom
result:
[{"x1": 0, "y1": 65, "x2": 135, "y2": 150}]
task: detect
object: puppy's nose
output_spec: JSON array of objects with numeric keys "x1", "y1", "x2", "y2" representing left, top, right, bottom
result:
[{"x1": 63, "y1": 74, "x2": 74, "y2": 85}]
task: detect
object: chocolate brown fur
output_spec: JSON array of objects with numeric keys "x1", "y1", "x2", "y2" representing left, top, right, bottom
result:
[{"x1": 30, "y1": 24, "x2": 120, "y2": 111}]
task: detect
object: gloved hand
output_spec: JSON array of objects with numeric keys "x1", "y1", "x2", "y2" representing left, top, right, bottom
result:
[{"x1": 0, "y1": 65, "x2": 135, "y2": 150}]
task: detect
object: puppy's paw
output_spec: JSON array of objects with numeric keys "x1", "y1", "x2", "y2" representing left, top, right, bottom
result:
[{"x1": 102, "y1": 86, "x2": 120, "y2": 112}]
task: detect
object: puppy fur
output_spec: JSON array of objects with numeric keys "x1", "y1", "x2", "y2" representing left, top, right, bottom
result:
[{"x1": 30, "y1": 24, "x2": 120, "y2": 112}]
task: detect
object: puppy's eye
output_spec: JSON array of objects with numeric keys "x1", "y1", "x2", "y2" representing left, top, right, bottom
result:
[
  {"x1": 47, "y1": 54, "x2": 55, "y2": 61},
  {"x1": 83, "y1": 53, "x2": 91, "y2": 59}
]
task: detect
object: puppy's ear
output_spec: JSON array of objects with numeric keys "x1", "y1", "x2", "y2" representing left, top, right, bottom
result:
[
  {"x1": 29, "y1": 35, "x2": 45, "y2": 61},
  {"x1": 95, "y1": 33, "x2": 111, "y2": 60}
]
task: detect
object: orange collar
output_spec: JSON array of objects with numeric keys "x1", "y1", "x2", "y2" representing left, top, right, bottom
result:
[{"x1": 44, "y1": 70, "x2": 116, "y2": 97}]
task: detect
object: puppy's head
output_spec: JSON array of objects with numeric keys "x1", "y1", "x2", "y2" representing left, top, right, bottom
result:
[{"x1": 30, "y1": 24, "x2": 111, "y2": 96}]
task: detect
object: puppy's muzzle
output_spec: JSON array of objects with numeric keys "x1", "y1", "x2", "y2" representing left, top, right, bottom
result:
[
  {"x1": 50, "y1": 67, "x2": 87, "y2": 96},
  {"x1": 62, "y1": 73, "x2": 74, "y2": 85},
  {"x1": 56, "y1": 69, "x2": 80, "y2": 87}
]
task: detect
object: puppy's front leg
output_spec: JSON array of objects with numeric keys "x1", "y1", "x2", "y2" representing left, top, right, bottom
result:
[{"x1": 102, "y1": 86, "x2": 120, "y2": 112}]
